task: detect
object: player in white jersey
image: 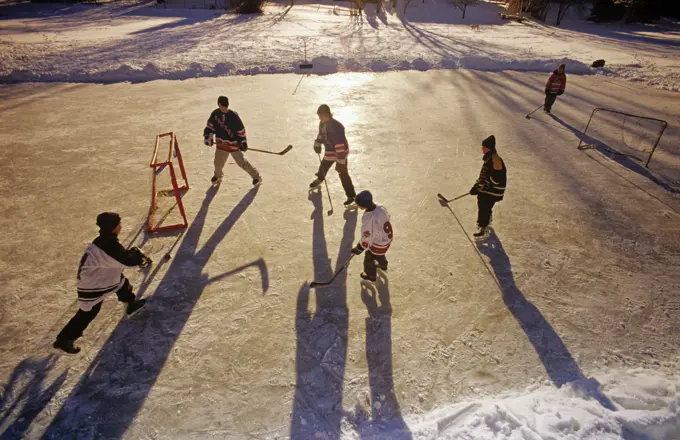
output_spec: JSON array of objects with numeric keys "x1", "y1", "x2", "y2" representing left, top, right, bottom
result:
[{"x1": 351, "y1": 191, "x2": 393, "y2": 282}]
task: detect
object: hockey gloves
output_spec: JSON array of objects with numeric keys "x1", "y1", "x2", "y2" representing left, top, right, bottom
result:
[
  {"x1": 239, "y1": 141, "x2": 248, "y2": 152},
  {"x1": 352, "y1": 244, "x2": 365, "y2": 255},
  {"x1": 313, "y1": 140, "x2": 322, "y2": 155},
  {"x1": 469, "y1": 185, "x2": 480, "y2": 196},
  {"x1": 204, "y1": 133, "x2": 214, "y2": 146},
  {"x1": 140, "y1": 254, "x2": 153, "y2": 269}
]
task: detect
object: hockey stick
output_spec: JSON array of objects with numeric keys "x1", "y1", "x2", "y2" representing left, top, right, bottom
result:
[
  {"x1": 437, "y1": 192, "x2": 469, "y2": 204},
  {"x1": 317, "y1": 153, "x2": 334, "y2": 216},
  {"x1": 248, "y1": 145, "x2": 293, "y2": 155},
  {"x1": 310, "y1": 254, "x2": 354, "y2": 288},
  {"x1": 525, "y1": 104, "x2": 543, "y2": 120}
]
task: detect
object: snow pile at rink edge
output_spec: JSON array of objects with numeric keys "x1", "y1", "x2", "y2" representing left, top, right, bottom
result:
[
  {"x1": 0, "y1": 56, "x2": 599, "y2": 84},
  {"x1": 336, "y1": 368, "x2": 679, "y2": 440}
]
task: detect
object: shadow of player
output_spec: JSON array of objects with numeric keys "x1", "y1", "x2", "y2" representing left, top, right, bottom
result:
[
  {"x1": 0, "y1": 355, "x2": 67, "y2": 440},
  {"x1": 41, "y1": 185, "x2": 267, "y2": 439},
  {"x1": 353, "y1": 274, "x2": 412, "y2": 439},
  {"x1": 475, "y1": 231, "x2": 616, "y2": 410},
  {"x1": 290, "y1": 191, "x2": 357, "y2": 439}
]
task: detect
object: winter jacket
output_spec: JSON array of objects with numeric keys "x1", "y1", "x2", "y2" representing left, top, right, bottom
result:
[
  {"x1": 358, "y1": 205, "x2": 393, "y2": 255},
  {"x1": 545, "y1": 70, "x2": 567, "y2": 95},
  {"x1": 204, "y1": 109, "x2": 247, "y2": 152},
  {"x1": 317, "y1": 118, "x2": 349, "y2": 164},
  {"x1": 76, "y1": 234, "x2": 145, "y2": 311},
  {"x1": 474, "y1": 151, "x2": 507, "y2": 201}
]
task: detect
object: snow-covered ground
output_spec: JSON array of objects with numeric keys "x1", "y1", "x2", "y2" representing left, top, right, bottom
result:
[
  {"x1": 0, "y1": 71, "x2": 678, "y2": 439},
  {"x1": 1, "y1": 0, "x2": 680, "y2": 90}
]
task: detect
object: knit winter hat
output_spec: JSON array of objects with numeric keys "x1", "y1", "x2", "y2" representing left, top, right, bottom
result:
[
  {"x1": 355, "y1": 190, "x2": 373, "y2": 209},
  {"x1": 97, "y1": 212, "x2": 121, "y2": 234},
  {"x1": 482, "y1": 135, "x2": 496, "y2": 151},
  {"x1": 559, "y1": 63, "x2": 566, "y2": 70},
  {"x1": 217, "y1": 96, "x2": 229, "y2": 107},
  {"x1": 317, "y1": 104, "x2": 332, "y2": 117}
]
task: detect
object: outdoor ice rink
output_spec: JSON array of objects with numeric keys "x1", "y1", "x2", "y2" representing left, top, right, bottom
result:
[{"x1": 0, "y1": 70, "x2": 679, "y2": 439}]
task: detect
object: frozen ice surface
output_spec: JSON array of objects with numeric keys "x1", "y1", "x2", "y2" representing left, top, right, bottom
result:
[{"x1": 0, "y1": 70, "x2": 679, "y2": 439}]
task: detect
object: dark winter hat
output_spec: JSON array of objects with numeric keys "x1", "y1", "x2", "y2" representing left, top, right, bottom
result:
[
  {"x1": 355, "y1": 190, "x2": 373, "y2": 209},
  {"x1": 96, "y1": 212, "x2": 121, "y2": 234},
  {"x1": 482, "y1": 135, "x2": 496, "y2": 151},
  {"x1": 317, "y1": 104, "x2": 332, "y2": 117},
  {"x1": 217, "y1": 96, "x2": 229, "y2": 107},
  {"x1": 559, "y1": 63, "x2": 566, "y2": 70}
]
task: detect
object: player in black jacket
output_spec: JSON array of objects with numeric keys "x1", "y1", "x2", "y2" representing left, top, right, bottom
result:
[
  {"x1": 470, "y1": 135, "x2": 507, "y2": 237},
  {"x1": 203, "y1": 96, "x2": 261, "y2": 185},
  {"x1": 53, "y1": 213, "x2": 151, "y2": 354}
]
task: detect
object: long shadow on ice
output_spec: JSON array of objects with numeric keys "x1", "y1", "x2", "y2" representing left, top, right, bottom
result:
[
  {"x1": 0, "y1": 356, "x2": 67, "y2": 440},
  {"x1": 353, "y1": 276, "x2": 411, "y2": 439},
  {"x1": 41, "y1": 185, "x2": 267, "y2": 439},
  {"x1": 475, "y1": 231, "x2": 615, "y2": 410},
  {"x1": 291, "y1": 191, "x2": 357, "y2": 439}
]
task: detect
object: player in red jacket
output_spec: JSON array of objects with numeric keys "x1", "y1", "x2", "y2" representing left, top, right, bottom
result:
[{"x1": 544, "y1": 64, "x2": 567, "y2": 114}]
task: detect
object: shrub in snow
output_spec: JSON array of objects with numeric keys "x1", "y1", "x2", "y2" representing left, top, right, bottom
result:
[{"x1": 232, "y1": 0, "x2": 263, "y2": 14}]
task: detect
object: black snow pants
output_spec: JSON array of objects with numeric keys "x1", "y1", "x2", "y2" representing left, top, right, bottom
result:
[
  {"x1": 544, "y1": 93, "x2": 558, "y2": 112},
  {"x1": 57, "y1": 279, "x2": 136, "y2": 342},
  {"x1": 317, "y1": 159, "x2": 356, "y2": 199},
  {"x1": 477, "y1": 194, "x2": 498, "y2": 228}
]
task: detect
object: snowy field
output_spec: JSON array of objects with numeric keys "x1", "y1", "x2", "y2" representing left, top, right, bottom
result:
[
  {"x1": 1, "y1": 0, "x2": 680, "y2": 90},
  {"x1": 0, "y1": 70, "x2": 679, "y2": 439}
]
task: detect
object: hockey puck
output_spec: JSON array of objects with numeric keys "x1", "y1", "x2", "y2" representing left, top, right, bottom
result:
[{"x1": 164, "y1": 253, "x2": 172, "y2": 260}]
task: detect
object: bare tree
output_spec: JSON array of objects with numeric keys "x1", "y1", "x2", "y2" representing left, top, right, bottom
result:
[
  {"x1": 554, "y1": 0, "x2": 586, "y2": 25},
  {"x1": 450, "y1": 0, "x2": 480, "y2": 19}
]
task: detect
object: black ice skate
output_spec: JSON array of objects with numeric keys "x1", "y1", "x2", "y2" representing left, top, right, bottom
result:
[
  {"x1": 376, "y1": 261, "x2": 388, "y2": 272},
  {"x1": 473, "y1": 227, "x2": 489, "y2": 238},
  {"x1": 309, "y1": 178, "x2": 323, "y2": 188},
  {"x1": 360, "y1": 272, "x2": 377, "y2": 282},
  {"x1": 211, "y1": 175, "x2": 222, "y2": 184},
  {"x1": 344, "y1": 196, "x2": 355, "y2": 207},
  {"x1": 252, "y1": 177, "x2": 262, "y2": 186},
  {"x1": 53, "y1": 339, "x2": 81, "y2": 355},
  {"x1": 126, "y1": 299, "x2": 147, "y2": 318}
]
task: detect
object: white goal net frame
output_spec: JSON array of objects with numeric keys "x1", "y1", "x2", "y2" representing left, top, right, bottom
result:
[{"x1": 577, "y1": 108, "x2": 668, "y2": 168}]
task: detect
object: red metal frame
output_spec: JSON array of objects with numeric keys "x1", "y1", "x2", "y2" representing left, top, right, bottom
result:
[{"x1": 148, "y1": 132, "x2": 190, "y2": 233}]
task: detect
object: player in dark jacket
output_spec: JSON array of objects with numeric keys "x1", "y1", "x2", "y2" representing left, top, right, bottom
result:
[
  {"x1": 544, "y1": 64, "x2": 567, "y2": 114},
  {"x1": 53, "y1": 212, "x2": 151, "y2": 354},
  {"x1": 203, "y1": 96, "x2": 261, "y2": 186},
  {"x1": 309, "y1": 104, "x2": 357, "y2": 206},
  {"x1": 470, "y1": 135, "x2": 507, "y2": 237}
]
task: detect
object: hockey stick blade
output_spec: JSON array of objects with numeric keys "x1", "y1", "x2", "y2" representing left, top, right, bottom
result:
[
  {"x1": 310, "y1": 254, "x2": 354, "y2": 288},
  {"x1": 437, "y1": 193, "x2": 449, "y2": 203},
  {"x1": 249, "y1": 145, "x2": 293, "y2": 155}
]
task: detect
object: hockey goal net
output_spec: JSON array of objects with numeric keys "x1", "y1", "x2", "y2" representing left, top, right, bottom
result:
[
  {"x1": 576, "y1": 108, "x2": 679, "y2": 185},
  {"x1": 148, "y1": 132, "x2": 190, "y2": 233}
]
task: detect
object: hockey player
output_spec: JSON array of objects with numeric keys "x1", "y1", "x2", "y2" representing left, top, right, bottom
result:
[
  {"x1": 470, "y1": 135, "x2": 507, "y2": 238},
  {"x1": 544, "y1": 64, "x2": 567, "y2": 114},
  {"x1": 351, "y1": 191, "x2": 393, "y2": 282},
  {"x1": 53, "y1": 212, "x2": 151, "y2": 354},
  {"x1": 203, "y1": 96, "x2": 261, "y2": 186},
  {"x1": 310, "y1": 104, "x2": 357, "y2": 207}
]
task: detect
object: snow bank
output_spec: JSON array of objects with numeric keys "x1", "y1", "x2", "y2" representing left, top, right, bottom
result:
[
  {"x1": 341, "y1": 369, "x2": 679, "y2": 440},
  {"x1": 0, "y1": 1, "x2": 679, "y2": 89}
]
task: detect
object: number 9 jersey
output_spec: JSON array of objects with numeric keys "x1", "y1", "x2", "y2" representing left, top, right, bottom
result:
[{"x1": 360, "y1": 205, "x2": 393, "y2": 255}]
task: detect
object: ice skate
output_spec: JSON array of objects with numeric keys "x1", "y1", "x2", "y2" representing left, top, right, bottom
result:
[
  {"x1": 309, "y1": 178, "x2": 323, "y2": 188},
  {"x1": 473, "y1": 227, "x2": 489, "y2": 238},
  {"x1": 360, "y1": 272, "x2": 376, "y2": 282},
  {"x1": 343, "y1": 196, "x2": 355, "y2": 207},
  {"x1": 126, "y1": 299, "x2": 147, "y2": 318},
  {"x1": 53, "y1": 339, "x2": 81, "y2": 355}
]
